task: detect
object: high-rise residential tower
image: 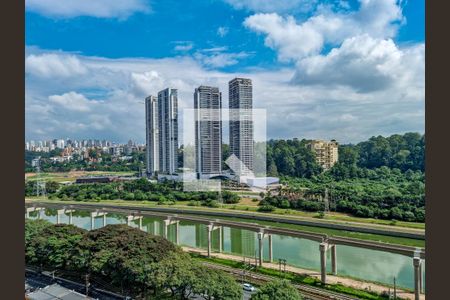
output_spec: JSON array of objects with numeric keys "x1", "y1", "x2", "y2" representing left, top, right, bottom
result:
[
  {"x1": 145, "y1": 95, "x2": 159, "y2": 176},
  {"x1": 194, "y1": 86, "x2": 222, "y2": 178},
  {"x1": 157, "y1": 88, "x2": 179, "y2": 174},
  {"x1": 229, "y1": 78, "x2": 254, "y2": 175}
]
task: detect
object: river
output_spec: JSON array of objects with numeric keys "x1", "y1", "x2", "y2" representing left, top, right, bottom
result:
[{"x1": 26, "y1": 208, "x2": 425, "y2": 291}]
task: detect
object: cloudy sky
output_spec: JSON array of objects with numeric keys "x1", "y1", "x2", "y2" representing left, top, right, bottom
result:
[{"x1": 25, "y1": 0, "x2": 424, "y2": 144}]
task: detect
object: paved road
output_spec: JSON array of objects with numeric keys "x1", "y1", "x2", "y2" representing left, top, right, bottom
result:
[
  {"x1": 26, "y1": 269, "x2": 125, "y2": 300},
  {"x1": 243, "y1": 289, "x2": 257, "y2": 300}
]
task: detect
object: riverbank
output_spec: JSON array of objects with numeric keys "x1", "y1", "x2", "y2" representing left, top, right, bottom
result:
[{"x1": 26, "y1": 198, "x2": 425, "y2": 247}]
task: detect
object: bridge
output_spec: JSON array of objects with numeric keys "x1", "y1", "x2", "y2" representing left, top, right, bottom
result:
[{"x1": 25, "y1": 203, "x2": 425, "y2": 300}]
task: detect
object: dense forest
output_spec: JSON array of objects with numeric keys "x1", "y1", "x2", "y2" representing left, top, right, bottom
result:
[
  {"x1": 266, "y1": 132, "x2": 424, "y2": 178},
  {"x1": 261, "y1": 133, "x2": 425, "y2": 222}
]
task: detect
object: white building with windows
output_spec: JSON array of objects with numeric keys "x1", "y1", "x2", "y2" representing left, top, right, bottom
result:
[
  {"x1": 145, "y1": 95, "x2": 159, "y2": 176},
  {"x1": 229, "y1": 78, "x2": 254, "y2": 176},
  {"x1": 194, "y1": 85, "x2": 222, "y2": 178},
  {"x1": 158, "y1": 88, "x2": 178, "y2": 174}
]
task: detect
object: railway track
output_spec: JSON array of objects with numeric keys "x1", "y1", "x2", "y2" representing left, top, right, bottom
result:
[{"x1": 200, "y1": 262, "x2": 359, "y2": 300}]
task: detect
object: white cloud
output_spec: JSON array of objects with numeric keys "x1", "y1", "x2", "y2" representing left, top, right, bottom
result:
[
  {"x1": 130, "y1": 71, "x2": 165, "y2": 97},
  {"x1": 223, "y1": 0, "x2": 317, "y2": 13},
  {"x1": 201, "y1": 46, "x2": 229, "y2": 53},
  {"x1": 244, "y1": 13, "x2": 326, "y2": 61},
  {"x1": 26, "y1": 54, "x2": 88, "y2": 78},
  {"x1": 25, "y1": 0, "x2": 150, "y2": 19},
  {"x1": 194, "y1": 51, "x2": 249, "y2": 68},
  {"x1": 242, "y1": 0, "x2": 422, "y2": 96},
  {"x1": 49, "y1": 92, "x2": 97, "y2": 112},
  {"x1": 244, "y1": 0, "x2": 404, "y2": 62},
  {"x1": 293, "y1": 35, "x2": 424, "y2": 92},
  {"x1": 26, "y1": 49, "x2": 424, "y2": 144},
  {"x1": 174, "y1": 42, "x2": 194, "y2": 52},
  {"x1": 217, "y1": 26, "x2": 229, "y2": 37}
]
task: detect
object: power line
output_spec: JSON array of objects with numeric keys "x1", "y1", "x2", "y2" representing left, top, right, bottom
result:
[{"x1": 34, "y1": 157, "x2": 47, "y2": 199}]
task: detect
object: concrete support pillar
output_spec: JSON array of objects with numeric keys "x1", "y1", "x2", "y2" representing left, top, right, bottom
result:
[
  {"x1": 319, "y1": 242, "x2": 328, "y2": 284},
  {"x1": 68, "y1": 211, "x2": 73, "y2": 225},
  {"x1": 331, "y1": 245, "x2": 337, "y2": 275},
  {"x1": 257, "y1": 232, "x2": 264, "y2": 267},
  {"x1": 268, "y1": 234, "x2": 273, "y2": 263},
  {"x1": 154, "y1": 221, "x2": 159, "y2": 235},
  {"x1": 139, "y1": 217, "x2": 142, "y2": 231},
  {"x1": 413, "y1": 257, "x2": 421, "y2": 300},
  {"x1": 218, "y1": 227, "x2": 223, "y2": 253},
  {"x1": 103, "y1": 214, "x2": 107, "y2": 227},
  {"x1": 175, "y1": 222, "x2": 180, "y2": 245},
  {"x1": 419, "y1": 261, "x2": 423, "y2": 294},
  {"x1": 207, "y1": 224, "x2": 213, "y2": 258},
  {"x1": 164, "y1": 221, "x2": 169, "y2": 239},
  {"x1": 91, "y1": 216, "x2": 95, "y2": 230},
  {"x1": 56, "y1": 209, "x2": 66, "y2": 225}
]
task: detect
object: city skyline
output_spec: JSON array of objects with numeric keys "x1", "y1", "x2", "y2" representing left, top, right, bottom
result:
[{"x1": 25, "y1": 0, "x2": 424, "y2": 144}]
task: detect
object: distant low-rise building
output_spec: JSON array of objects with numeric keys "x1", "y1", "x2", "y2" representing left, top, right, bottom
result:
[{"x1": 307, "y1": 139, "x2": 339, "y2": 171}]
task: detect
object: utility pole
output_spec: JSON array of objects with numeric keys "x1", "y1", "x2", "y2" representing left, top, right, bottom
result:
[
  {"x1": 278, "y1": 259, "x2": 287, "y2": 277},
  {"x1": 242, "y1": 257, "x2": 245, "y2": 284},
  {"x1": 85, "y1": 274, "x2": 90, "y2": 297},
  {"x1": 34, "y1": 157, "x2": 47, "y2": 199},
  {"x1": 393, "y1": 277, "x2": 397, "y2": 299},
  {"x1": 218, "y1": 186, "x2": 223, "y2": 205}
]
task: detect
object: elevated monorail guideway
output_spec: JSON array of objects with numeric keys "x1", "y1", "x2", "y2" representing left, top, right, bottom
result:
[{"x1": 25, "y1": 202, "x2": 426, "y2": 299}]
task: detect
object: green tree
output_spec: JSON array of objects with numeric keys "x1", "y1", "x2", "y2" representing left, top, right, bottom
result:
[
  {"x1": 251, "y1": 280, "x2": 302, "y2": 300},
  {"x1": 195, "y1": 266, "x2": 242, "y2": 300},
  {"x1": 27, "y1": 223, "x2": 86, "y2": 268}
]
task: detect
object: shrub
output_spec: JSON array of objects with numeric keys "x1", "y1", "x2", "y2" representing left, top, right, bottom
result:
[
  {"x1": 188, "y1": 200, "x2": 202, "y2": 206},
  {"x1": 258, "y1": 205, "x2": 275, "y2": 212},
  {"x1": 205, "y1": 200, "x2": 220, "y2": 208}
]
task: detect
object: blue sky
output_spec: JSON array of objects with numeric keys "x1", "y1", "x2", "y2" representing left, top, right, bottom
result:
[{"x1": 25, "y1": 0, "x2": 425, "y2": 143}]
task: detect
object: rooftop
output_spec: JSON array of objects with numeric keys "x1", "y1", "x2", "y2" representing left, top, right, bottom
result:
[{"x1": 26, "y1": 283, "x2": 91, "y2": 300}]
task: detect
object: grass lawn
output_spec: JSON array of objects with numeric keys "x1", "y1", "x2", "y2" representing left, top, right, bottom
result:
[{"x1": 25, "y1": 171, "x2": 135, "y2": 183}]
